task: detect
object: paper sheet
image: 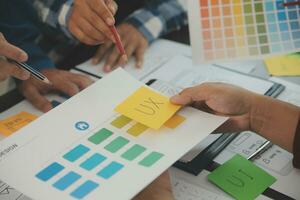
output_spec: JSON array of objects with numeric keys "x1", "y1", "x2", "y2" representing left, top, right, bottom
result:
[{"x1": 0, "y1": 69, "x2": 227, "y2": 200}]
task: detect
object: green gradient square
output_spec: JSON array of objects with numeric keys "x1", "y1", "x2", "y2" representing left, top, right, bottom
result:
[
  {"x1": 254, "y1": 3, "x2": 263, "y2": 12},
  {"x1": 244, "y1": 4, "x2": 252, "y2": 13},
  {"x1": 260, "y1": 46, "x2": 270, "y2": 54},
  {"x1": 257, "y1": 25, "x2": 266, "y2": 33},
  {"x1": 259, "y1": 35, "x2": 268, "y2": 44},
  {"x1": 245, "y1": 16, "x2": 254, "y2": 24},
  {"x1": 256, "y1": 15, "x2": 265, "y2": 23},
  {"x1": 247, "y1": 37, "x2": 257, "y2": 45},
  {"x1": 246, "y1": 27, "x2": 255, "y2": 35}
]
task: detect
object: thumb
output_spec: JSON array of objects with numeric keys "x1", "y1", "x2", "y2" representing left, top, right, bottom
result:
[{"x1": 0, "y1": 41, "x2": 28, "y2": 62}]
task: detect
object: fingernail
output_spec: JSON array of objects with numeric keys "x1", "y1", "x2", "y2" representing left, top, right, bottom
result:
[
  {"x1": 106, "y1": 17, "x2": 115, "y2": 26},
  {"x1": 22, "y1": 72, "x2": 30, "y2": 80},
  {"x1": 20, "y1": 52, "x2": 28, "y2": 61},
  {"x1": 92, "y1": 58, "x2": 98, "y2": 65},
  {"x1": 104, "y1": 65, "x2": 111, "y2": 73},
  {"x1": 137, "y1": 61, "x2": 142, "y2": 68},
  {"x1": 170, "y1": 95, "x2": 181, "y2": 103},
  {"x1": 121, "y1": 55, "x2": 128, "y2": 62}
]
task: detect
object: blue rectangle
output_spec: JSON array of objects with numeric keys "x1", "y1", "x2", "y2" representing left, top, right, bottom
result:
[
  {"x1": 80, "y1": 153, "x2": 106, "y2": 171},
  {"x1": 292, "y1": 31, "x2": 300, "y2": 39},
  {"x1": 63, "y1": 144, "x2": 90, "y2": 162},
  {"x1": 276, "y1": 1, "x2": 285, "y2": 10},
  {"x1": 277, "y1": 12, "x2": 287, "y2": 21},
  {"x1": 267, "y1": 13, "x2": 276, "y2": 22},
  {"x1": 70, "y1": 180, "x2": 99, "y2": 199},
  {"x1": 270, "y1": 34, "x2": 280, "y2": 43},
  {"x1": 288, "y1": 11, "x2": 298, "y2": 20},
  {"x1": 36, "y1": 162, "x2": 64, "y2": 182},
  {"x1": 97, "y1": 161, "x2": 123, "y2": 179},
  {"x1": 281, "y1": 32, "x2": 291, "y2": 41},
  {"x1": 283, "y1": 42, "x2": 294, "y2": 50},
  {"x1": 290, "y1": 21, "x2": 300, "y2": 30},
  {"x1": 268, "y1": 24, "x2": 278, "y2": 33},
  {"x1": 279, "y1": 23, "x2": 289, "y2": 31},
  {"x1": 53, "y1": 171, "x2": 81, "y2": 191},
  {"x1": 265, "y1": 2, "x2": 275, "y2": 11},
  {"x1": 271, "y1": 44, "x2": 282, "y2": 53},
  {"x1": 295, "y1": 40, "x2": 300, "y2": 48}
]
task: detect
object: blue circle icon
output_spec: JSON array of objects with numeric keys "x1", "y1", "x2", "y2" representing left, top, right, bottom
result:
[{"x1": 75, "y1": 121, "x2": 89, "y2": 131}]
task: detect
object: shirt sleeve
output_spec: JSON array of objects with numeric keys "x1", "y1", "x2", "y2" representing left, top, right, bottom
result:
[
  {"x1": 293, "y1": 116, "x2": 300, "y2": 168},
  {"x1": 125, "y1": 0, "x2": 188, "y2": 43},
  {"x1": 30, "y1": 0, "x2": 75, "y2": 39},
  {"x1": 0, "y1": 0, "x2": 55, "y2": 71}
]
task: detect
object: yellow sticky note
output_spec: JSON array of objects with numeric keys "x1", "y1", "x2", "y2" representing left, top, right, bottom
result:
[
  {"x1": 264, "y1": 53, "x2": 300, "y2": 76},
  {"x1": 115, "y1": 86, "x2": 181, "y2": 129},
  {"x1": 0, "y1": 112, "x2": 38, "y2": 136}
]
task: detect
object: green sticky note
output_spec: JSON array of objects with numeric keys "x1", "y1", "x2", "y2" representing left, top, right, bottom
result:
[{"x1": 208, "y1": 154, "x2": 276, "y2": 200}]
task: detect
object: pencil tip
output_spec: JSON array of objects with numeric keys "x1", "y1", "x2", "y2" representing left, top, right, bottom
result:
[{"x1": 43, "y1": 78, "x2": 52, "y2": 85}]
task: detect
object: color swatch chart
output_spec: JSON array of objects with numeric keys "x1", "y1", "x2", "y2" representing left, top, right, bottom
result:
[
  {"x1": 36, "y1": 123, "x2": 164, "y2": 199},
  {"x1": 194, "y1": 0, "x2": 300, "y2": 62}
]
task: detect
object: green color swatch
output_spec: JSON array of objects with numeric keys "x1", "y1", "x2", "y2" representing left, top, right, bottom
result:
[
  {"x1": 105, "y1": 136, "x2": 129, "y2": 153},
  {"x1": 208, "y1": 154, "x2": 276, "y2": 200},
  {"x1": 88, "y1": 128, "x2": 113, "y2": 145},
  {"x1": 139, "y1": 152, "x2": 164, "y2": 167},
  {"x1": 121, "y1": 144, "x2": 146, "y2": 161},
  {"x1": 111, "y1": 115, "x2": 132, "y2": 128}
]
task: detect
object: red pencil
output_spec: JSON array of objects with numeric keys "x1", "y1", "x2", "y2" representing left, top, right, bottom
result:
[
  {"x1": 283, "y1": 1, "x2": 300, "y2": 6},
  {"x1": 110, "y1": 26, "x2": 126, "y2": 56}
]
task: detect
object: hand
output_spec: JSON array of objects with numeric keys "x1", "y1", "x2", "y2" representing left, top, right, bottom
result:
[
  {"x1": 0, "y1": 33, "x2": 30, "y2": 81},
  {"x1": 133, "y1": 171, "x2": 174, "y2": 200},
  {"x1": 92, "y1": 23, "x2": 149, "y2": 72},
  {"x1": 170, "y1": 83, "x2": 257, "y2": 133},
  {"x1": 19, "y1": 69, "x2": 93, "y2": 112},
  {"x1": 68, "y1": 0, "x2": 118, "y2": 45}
]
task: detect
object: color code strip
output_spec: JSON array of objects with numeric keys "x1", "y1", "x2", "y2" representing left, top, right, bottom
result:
[
  {"x1": 63, "y1": 144, "x2": 90, "y2": 162},
  {"x1": 36, "y1": 162, "x2": 65, "y2": 182},
  {"x1": 70, "y1": 180, "x2": 99, "y2": 199},
  {"x1": 164, "y1": 115, "x2": 185, "y2": 129},
  {"x1": 121, "y1": 144, "x2": 146, "y2": 161},
  {"x1": 88, "y1": 128, "x2": 113, "y2": 145},
  {"x1": 139, "y1": 152, "x2": 164, "y2": 167},
  {"x1": 127, "y1": 123, "x2": 148, "y2": 137},
  {"x1": 53, "y1": 171, "x2": 81, "y2": 191},
  {"x1": 97, "y1": 161, "x2": 124, "y2": 179},
  {"x1": 111, "y1": 115, "x2": 132, "y2": 128},
  {"x1": 80, "y1": 153, "x2": 107, "y2": 171},
  {"x1": 104, "y1": 136, "x2": 129, "y2": 153}
]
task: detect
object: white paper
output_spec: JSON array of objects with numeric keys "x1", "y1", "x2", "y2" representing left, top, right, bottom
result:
[{"x1": 0, "y1": 69, "x2": 227, "y2": 200}]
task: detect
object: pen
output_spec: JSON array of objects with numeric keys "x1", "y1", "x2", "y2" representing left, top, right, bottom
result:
[
  {"x1": 7, "y1": 58, "x2": 51, "y2": 84},
  {"x1": 247, "y1": 140, "x2": 273, "y2": 161},
  {"x1": 110, "y1": 26, "x2": 127, "y2": 59},
  {"x1": 283, "y1": 1, "x2": 300, "y2": 6}
]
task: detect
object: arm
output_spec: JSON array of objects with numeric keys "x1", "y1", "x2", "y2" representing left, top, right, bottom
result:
[
  {"x1": 170, "y1": 83, "x2": 300, "y2": 167},
  {"x1": 125, "y1": 0, "x2": 188, "y2": 43}
]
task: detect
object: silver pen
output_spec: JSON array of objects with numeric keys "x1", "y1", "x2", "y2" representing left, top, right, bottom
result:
[{"x1": 247, "y1": 140, "x2": 273, "y2": 161}]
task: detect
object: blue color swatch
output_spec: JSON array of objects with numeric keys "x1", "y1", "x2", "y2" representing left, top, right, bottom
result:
[
  {"x1": 97, "y1": 161, "x2": 123, "y2": 179},
  {"x1": 80, "y1": 153, "x2": 107, "y2": 171},
  {"x1": 36, "y1": 162, "x2": 64, "y2": 182},
  {"x1": 53, "y1": 171, "x2": 81, "y2": 191},
  {"x1": 63, "y1": 144, "x2": 90, "y2": 162},
  {"x1": 70, "y1": 180, "x2": 99, "y2": 199}
]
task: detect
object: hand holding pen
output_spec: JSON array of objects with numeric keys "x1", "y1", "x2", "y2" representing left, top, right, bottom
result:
[{"x1": 0, "y1": 33, "x2": 30, "y2": 81}]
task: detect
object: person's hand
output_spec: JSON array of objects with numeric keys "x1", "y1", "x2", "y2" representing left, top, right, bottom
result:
[
  {"x1": 68, "y1": 0, "x2": 118, "y2": 45},
  {"x1": 170, "y1": 83, "x2": 258, "y2": 133},
  {"x1": 19, "y1": 69, "x2": 93, "y2": 112},
  {"x1": 92, "y1": 23, "x2": 149, "y2": 72},
  {"x1": 133, "y1": 171, "x2": 173, "y2": 200},
  {"x1": 0, "y1": 33, "x2": 30, "y2": 81}
]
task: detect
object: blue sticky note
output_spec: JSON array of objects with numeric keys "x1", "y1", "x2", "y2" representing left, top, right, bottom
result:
[
  {"x1": 53, "y1": 171, "x2": 81, "y2": 191},
  {"x1": 70, "y1": 180, "x2": 99, "y2": 199},
  {"x1": 97, "y1": 161, "x2": 123, "y2": 179},
  {"x1": 36, "y1": 162, "x2": 64, "y2": 182}
]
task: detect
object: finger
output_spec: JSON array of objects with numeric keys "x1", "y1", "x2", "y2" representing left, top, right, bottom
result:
[
  {"x1": 0, "y1": 73, "x2": 8, "y2": 81},
  {"x1": 170, "y1": 85, "x2": 209, "y2": 105},
  {"x1": 68, "y1": 74, "x2": 94, "y2": 90},
  {"x1": 22, "y1": 84, "x2": 52, "y2": 112},
  {"x1": 103, "y1": 46, "x2": 121, "y2": 72},
  {"x1": 68, "y1": 20, "x2": 99, "y2": 45},
  {"x1": 116, "y1": 43, "x2": 135, "y2": 67},
  {"x1": 105, "y1": 0, "x2": 118, "y2": 15},
  {"x1": 92, "y1": 42, "x2": 113, "y2": 64},
  {"x1": 76, "y1": 17, "x2": 107, "y2": 43},
  {"x1": 0, "y1": 40, "x2": 28, "y2": 62},
  {"x1": 88, "y1": 0, "x2": 115, "y2": 26},
  {"x1": 0, "y1": 59, "x2": 30, "y2": 80},
  {"x1": 54, "y1": 81, "x2": 80, "y2": 97},
  {"x1": 75, "y1": 4, "x2": 115, "y2": 42},
  {"x1": 135, "y1": 43, "x2": 146, "y2": 68}
]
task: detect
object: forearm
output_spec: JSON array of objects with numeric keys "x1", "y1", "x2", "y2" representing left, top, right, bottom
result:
[{"x1": 250, "y1": 94, "x2": 300, "y2": 152}]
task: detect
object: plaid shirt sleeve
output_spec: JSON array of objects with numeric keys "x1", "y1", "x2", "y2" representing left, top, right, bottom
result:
[
  {"x1": 125, "y1": 0, "x2": 187, "y2": 44},
  {"x1": 31, "y1": 0, "x2": 74, "y2": 38}
]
